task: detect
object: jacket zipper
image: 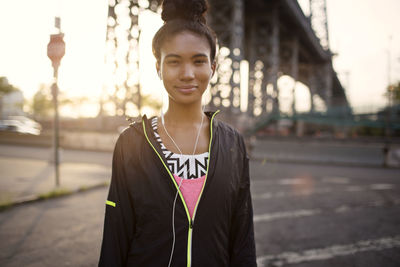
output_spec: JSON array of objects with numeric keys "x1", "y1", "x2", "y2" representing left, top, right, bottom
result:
[{"x1": 142, "y1": 110, "x2": 220, "y2": 267}]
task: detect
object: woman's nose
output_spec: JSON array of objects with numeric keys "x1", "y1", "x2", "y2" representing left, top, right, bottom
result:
[{"x1": 180, "y1": 64, "x2": 195, "y2": 80}]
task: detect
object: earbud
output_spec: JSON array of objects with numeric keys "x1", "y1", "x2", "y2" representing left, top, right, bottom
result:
[
  {"x1": 161, "y1": 110, "x2": 165, "y2": 125},
  {"x1": 158, "y1": 71, "x2": 162, "y2": 80}
]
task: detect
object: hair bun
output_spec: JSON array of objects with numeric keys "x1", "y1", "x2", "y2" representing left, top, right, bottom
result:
[{"x1": 161, "y1": 0, "x2": 208, "y2": 24}]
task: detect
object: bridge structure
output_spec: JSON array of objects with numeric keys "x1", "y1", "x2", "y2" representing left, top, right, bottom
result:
[{"x1": 105, "y1": 0, "x2": 350, "y2": 133}]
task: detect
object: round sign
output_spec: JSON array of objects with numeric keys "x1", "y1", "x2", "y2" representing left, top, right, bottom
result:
[{"x1": 47, "y1": 33, "x2": 65, "y2": 67}]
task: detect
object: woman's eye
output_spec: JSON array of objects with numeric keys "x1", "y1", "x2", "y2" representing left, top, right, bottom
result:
[
  {"x1": 194, "y1": 60, "x2": 206, "y2": 64},
  {"x1": 167, "y1": 60, "x2": 179, "y2": 64}
]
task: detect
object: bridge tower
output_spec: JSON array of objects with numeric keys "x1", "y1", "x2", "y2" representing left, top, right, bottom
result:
[
  {"x1": 308, "y1": 0, "x2": 330, "y2": 50},
  {"x1": 308, "y1": 0, "x2": 334, "y2": 111}
]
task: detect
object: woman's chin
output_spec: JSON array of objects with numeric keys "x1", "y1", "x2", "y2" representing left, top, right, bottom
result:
[{"x1": 169, "y1": 95, "x2": 202, "y2": 106}]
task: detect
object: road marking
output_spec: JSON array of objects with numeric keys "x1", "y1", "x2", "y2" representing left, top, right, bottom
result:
[
  {"x1": 254, "y1": 209, "x2": 320, "y2": 222},
  {"x1": 334, "y1": 205, "x2": 351, "y2": 213},
  {"x1": 278, "y1": 178, "x2": 309, "y2": 185},
  {"x1": 256, "y1": 235, "x2": 400, "y2": 267},
  {"x1": 253, "y1": 184, "x2": 395, "y2": 199},
  {"x1": 254, "y1": 199, "x2": 400, "y2": 223},
  {"x1": 322, "y1": 176, "x2": 349, "y2": 184},
  {"x1": 252, "y1": 179, "x2": 296, "y2": 185},
  {"x1": 253, "y1": 177, "x2": 351, "y2": 186},
  {"x1": 253, "y1": 188, "x2": 332, "y2": 199},
  {"x1": 345, "y1": 185, "x2": 364, "y2": 192},
  {"x1": 370, "y1": 184, "x2": 395, "y2": 190}
]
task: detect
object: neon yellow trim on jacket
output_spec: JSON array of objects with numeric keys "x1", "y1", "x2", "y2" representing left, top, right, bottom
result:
[
  {"x1": 192, "y1": 110, "x2": 219, "y2": 220},
  {"x1": 142, "y1": 111, "x2": 220, "y2": 267},
  {"x1": 106, "y1": 200, "x2": 116, "y2": 207},
  {"x1": 142, "y1": 120, "x2": 191, "y2": 220}
]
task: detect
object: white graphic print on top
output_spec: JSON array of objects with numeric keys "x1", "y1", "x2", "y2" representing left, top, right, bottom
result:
[{"x1": 151, "y1": 117, "x2": 208, "y2": 179}]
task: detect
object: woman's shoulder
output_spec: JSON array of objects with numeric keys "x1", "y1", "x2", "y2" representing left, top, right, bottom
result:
[
  {"x1": 213, "y1": 116, "x2": 243, "y2": 137},
  {"x1": 213, "y1": 118, "x2": 247, "y2": 152},
  {"x1": 114, "y1": 116, "x2": 149, "y2": 151}
]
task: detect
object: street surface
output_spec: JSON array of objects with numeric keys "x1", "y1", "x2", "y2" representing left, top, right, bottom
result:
[
  {"x1": 251, "y1": 139, "x2": 386, "y2": 166},
  {"x1": 251, "y1": 161, "x2": 400, "y2": 266},
  {"x1": 0, "y1": 144, "x2": 400, "y2": 266}
]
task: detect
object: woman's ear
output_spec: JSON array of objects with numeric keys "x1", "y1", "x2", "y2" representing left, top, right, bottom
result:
[
  {"x1": 210, "y1": 61, "x2": 216, "y2": 78},
  {"x1": 156, "y1": 61, "x2": 161, "y2": 79}
]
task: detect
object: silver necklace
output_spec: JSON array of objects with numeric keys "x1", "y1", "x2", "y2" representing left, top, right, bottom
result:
[{"x1": 161, "y1": 111, "x2": 204, "y2": 156}]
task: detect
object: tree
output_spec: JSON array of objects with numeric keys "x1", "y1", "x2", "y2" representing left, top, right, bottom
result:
[
  {"x1": 0, "y1": 76, "x2": 19, "y2": 95},
  {"x1": 31, "y1": 83, "x2": 76, "y2": 118},
  {"x1": 31, "y1": 84, "x2": 53, "y2": 118},
  {"x1": 141, "y1": 94, "x2": 162, "y2": 112},
  {"x1": 386, "y1": 81, "x2": 400, "y2": 104},
  {"x1": 0, "y1": 77, "x2": 22, "y2": 118}
]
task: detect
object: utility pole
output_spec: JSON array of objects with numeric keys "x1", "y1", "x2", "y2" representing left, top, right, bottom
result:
[
  {"x1": 47, "y1": 17, "x2": 65, "y2": 187},
  {"x1": 383, "y1": 35, "x2": 392, "y2": 167},
  {"x1": 386, "y1": 36, "x2": 392, "y2": 138}
]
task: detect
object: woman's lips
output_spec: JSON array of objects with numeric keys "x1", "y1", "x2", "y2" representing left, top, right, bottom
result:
[{"x1": 176, "y1": 86, "x2": 197, "y2": 94}]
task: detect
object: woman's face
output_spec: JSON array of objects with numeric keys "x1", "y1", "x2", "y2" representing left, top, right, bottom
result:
[{"x1": 157, "y1": 31, "x2": 216, "y2": 106}]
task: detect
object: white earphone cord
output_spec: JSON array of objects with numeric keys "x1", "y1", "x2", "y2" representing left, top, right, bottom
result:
[
  {"x1": 164, "y1": 105, "x2": 205, "y2": 267},
  {"x1": 161, "y1": 107, "x2": 204, "y2": 156},
  {"x1": 168, "y1": 177, "x2": 183, "y2": 267}
]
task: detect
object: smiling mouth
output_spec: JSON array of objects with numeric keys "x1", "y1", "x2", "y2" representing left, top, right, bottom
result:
[{"x1": 175, "y1": 86, "x2": 197, "y2": 93}]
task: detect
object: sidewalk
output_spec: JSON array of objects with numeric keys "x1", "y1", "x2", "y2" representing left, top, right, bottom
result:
[{"x1": 0, "y1": 146, "x2": 111, "y2": 210}]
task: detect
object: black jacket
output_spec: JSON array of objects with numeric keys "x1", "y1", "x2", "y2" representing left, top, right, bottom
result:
[{"x1": 99, "y1": 111, "x2": 256, "y2": 267}]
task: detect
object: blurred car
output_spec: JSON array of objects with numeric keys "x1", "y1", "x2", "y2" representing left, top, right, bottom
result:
[
  {"x1": 0, "y1": 116, "x2": 41, "y2": 135},
  {"x1": 8, "y1": 116, "x2": 42, "y2": 131}
]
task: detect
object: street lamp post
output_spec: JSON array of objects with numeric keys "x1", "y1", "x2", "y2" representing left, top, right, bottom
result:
[{"x1": 47, "y1": 17, "x2": 65, "y2": 187}]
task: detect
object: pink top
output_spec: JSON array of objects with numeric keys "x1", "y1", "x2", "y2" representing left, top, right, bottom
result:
[{"x1": 173, "y1": 174, "x2": 206, "y2": 219}]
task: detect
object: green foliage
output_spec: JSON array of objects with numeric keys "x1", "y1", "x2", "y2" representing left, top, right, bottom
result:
[
  {"x1": 386, "y1": 81, "x2": 400, "y2": 104},
  {"x1": 141, "y1": 94, "x2": 162, "y2": 111},
  {"x1": 0, "y1": 76, "x2": 20, "y2": 95},
  {"x1": 355, "y1": 126, "x2": 385, "y2": 136},
  {"x1": 31, "y1": 83, "x2": 76, "y2": 118},
  {"x1": 32, "y1": 84, "x2": 53, "y2": 118},
  {"x1": 0, "y1": 201, "x2": 13, "y2": 212},
  {"x1": 37, "y1": 188, "x2": 71, "y2": 200},
  {"x1": 0, "y1": 193, "x2": 13, "y2": 212}
]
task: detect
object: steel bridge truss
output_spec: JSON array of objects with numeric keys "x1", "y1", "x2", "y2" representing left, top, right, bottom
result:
[{"x1": 106, "y1": 0, "x2": 349, "y2": 126}]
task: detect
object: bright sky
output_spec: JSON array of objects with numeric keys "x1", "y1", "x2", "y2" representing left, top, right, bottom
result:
[
  {"x1": 0, "y1": 0, "x2": 399, "y2": 117},
  {"x1": 326, "y1": 0, "x2": 400, "y2": 112}
]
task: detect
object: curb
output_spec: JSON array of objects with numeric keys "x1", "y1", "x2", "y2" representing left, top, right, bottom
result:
[{"x1": 0, "y1": 181, "x2": 109, "y2": 212}]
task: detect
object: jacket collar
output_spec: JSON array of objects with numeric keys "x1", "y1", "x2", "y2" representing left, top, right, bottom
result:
[
  {"x1": 133, "y1": 109, "x2": 220, "y2": 172},
  {"x1": 132, "y1": 110, "x2": 220, "y2": 135}
]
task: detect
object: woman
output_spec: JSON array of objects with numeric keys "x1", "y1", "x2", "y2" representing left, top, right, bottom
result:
[{"x1": 99, "y1": 0, "x2": 256, "y2": 266}]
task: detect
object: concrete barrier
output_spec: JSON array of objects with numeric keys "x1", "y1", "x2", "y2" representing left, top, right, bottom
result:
[{"x1": 0, "y1": 131, "x2": 118, "y2": 152}]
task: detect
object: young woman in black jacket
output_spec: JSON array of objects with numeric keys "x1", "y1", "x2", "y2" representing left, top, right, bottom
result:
[{"x1": 99, "y1": 0, "x2": 256, "y2": 266}]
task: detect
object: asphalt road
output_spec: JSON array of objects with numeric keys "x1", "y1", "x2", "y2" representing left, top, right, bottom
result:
[
  {"x1": 1, "y1": 155, "x2": 399, "y2": 266},
  {"x1": 251, "y1": 139, "x2": 386, "y2": 167},
  {"x1": 251, "y1": 161, "x2": 400, "y2": 267}
]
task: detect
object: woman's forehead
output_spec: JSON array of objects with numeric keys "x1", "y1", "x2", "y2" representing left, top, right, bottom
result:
[{"x1": 160, "y1": 31, "x2": 211, "y2": 57}]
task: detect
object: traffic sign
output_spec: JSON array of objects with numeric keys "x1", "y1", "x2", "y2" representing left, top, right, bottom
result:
[{"x1": 47, "y1": 33, "x2": 65, "y2": 68}]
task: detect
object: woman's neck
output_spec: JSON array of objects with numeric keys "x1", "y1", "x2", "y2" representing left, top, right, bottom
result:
[{"x1": 164, "y1": 101, "x2": 204, "y2": 127}]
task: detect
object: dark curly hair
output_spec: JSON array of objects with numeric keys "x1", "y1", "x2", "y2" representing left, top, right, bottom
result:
[{"x1": 152, "y1": 0, "x2": 217, "y2": 63}]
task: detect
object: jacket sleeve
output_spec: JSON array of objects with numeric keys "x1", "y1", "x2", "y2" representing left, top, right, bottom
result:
[
  {"x1": 229, "y1": 139, "x2": 257, "y2": 266},
  {"x1": 99, "y1": 135, "x2": 135, "y2": 267}
]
